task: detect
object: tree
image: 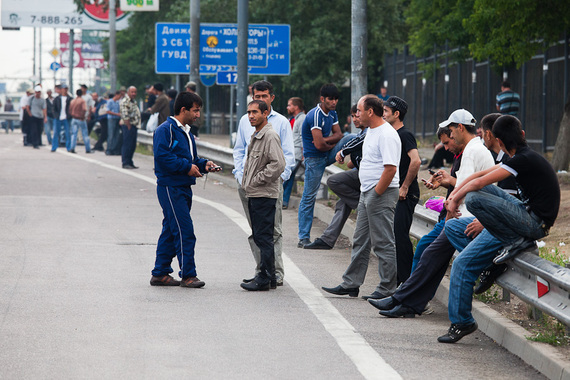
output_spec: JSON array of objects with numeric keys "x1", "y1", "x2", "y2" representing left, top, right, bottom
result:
[{"x1": 466, "y1": 0, "x2": 570, "y2": 170}]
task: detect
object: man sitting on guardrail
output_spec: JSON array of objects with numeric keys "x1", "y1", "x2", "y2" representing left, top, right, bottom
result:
[{"x1": 442, "y1": 115, "x2": 560, "y2": 343}]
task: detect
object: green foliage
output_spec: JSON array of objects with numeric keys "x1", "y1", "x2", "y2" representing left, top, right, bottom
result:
[
  {"x1": 405, "y1": 0, "x2": 474, "y2": 59},
  {"x1": 539, "y1": 246, "x2": 568, "y2": 268},
  {"x1": 104, "y1": 0, "x2": 407, "y2": 100},
  {"x1": 466, "y1": 0, "x2": 570, "y2": 68}
]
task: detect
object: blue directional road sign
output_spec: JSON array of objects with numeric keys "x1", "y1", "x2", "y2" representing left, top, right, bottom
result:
[
  {"x1": 216, "y1": 71, "x2": 237, "y2": 85},
  {"x1": 50, "y1": 62, "x2": 61, "y2": 72},
  {"x1": 155, "y1": 23, "x2": 290, "y2": 76}
]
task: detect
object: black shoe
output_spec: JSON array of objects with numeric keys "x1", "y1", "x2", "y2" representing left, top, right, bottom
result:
[
  {"x1": 493, "y1": 239, "x2": 536, "y2": 264},
  {"x1": 379, "y1": 304, "x2": 417, "y2": 318},
  {"x1": 368, "y1": 296, "x2": 399, "y2": 311},
  {"x1": 438, "y1": 322, "x2": 478, "y2": 343},
  {"x1": 240, "y1": 279, "x2": 270, "y2": 291},
  {"x1": 361, "y1": 291, "x2": 388, "y2": 300},
  {"x1": 123, "y1": 164, "x2": 136, "y2": 169},
  {"x1": 321, "y1": 285, "x2": 359, "y2": 297},
  {"x1": 297, "y1": 238, "x2": 311, "y2": 248},
  {"x1": 282, "y1": 204, "x2": 288, "y2": 210},
  {"x1": 86, "y1": 150, "x2": 94, "y2": 154},
  {"x1": 304, "y1": 238, "x2": 333, "y2": 250},
  {"x1": 243, "y1": 277, "x2": 283, "y2": 288},
  {"x1": 474, "y1": 263, "x2": 508, "y2": 294},
  {"x1": 69, "y1": 149, "x2": 76, "y2": 154}
]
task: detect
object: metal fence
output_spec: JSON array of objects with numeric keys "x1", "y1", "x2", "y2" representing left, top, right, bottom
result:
[{"x1": 383, "y1": 37, "x2": 570, "y2": 152}]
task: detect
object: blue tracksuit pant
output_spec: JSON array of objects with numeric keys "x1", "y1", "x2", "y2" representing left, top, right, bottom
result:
[{"x1": 152, "y1": 185, "x2": 198, "y2": 279}]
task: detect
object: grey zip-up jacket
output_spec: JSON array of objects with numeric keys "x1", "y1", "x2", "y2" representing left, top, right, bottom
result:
[{"x1": 242, "y1": 122, "x2": 286, "y2": 198}]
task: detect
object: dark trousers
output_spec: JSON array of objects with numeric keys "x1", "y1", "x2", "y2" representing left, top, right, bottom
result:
[
  {"x1": 121, "y1": 124, "x2": 137, "y2": 166},
  {"x1": 248, "y1": 197, "x2": 277, "y2": 284},
  {"x1": 93, "y1": 118, "x2": 108, "y2": 151},
  {"x1": 152, "y1": 185, "x2": 197, "y2": 279},
  {"x1": 392, "y1": 228, "x2": 456, "y2": 314},
  {"x1": 29, "y1": 116, "x2": 43, "y2": 148},
  {"x1": 394, "y1": 191, "x2": 419, "y2": 284}
]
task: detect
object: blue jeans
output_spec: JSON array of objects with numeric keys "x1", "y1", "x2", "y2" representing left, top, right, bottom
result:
[
  {"x1": 107, "y1": 118, "x2": 121, "y2": 155},
  {"x1": 51, "y1": 119, "x2": 70, "y2": 151},
  {"x1": 70, "y1": 118, "x2": 91, "y2": 152},
  {"x1": 446, "y1": 217, "x2": 502, "y2": 325},
  {"x1": 411, "y1": 219, "x2": 445, "y2": 272},
  {"x1": 298, "y1": 134, "x2": 356, "y2": 240},
  {"x1": 282, "y1": 160, "x2": 302, "y2": 206},
  {"x1": 44, "y1": 117, "x2": 54, "y2": 145},
  {"x1": 465, "y1": 184, "x2": 546, "y2": 245}
]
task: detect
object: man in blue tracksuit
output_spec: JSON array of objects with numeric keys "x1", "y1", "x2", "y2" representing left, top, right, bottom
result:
[{"x1": 150, "y1": 91, "x2": 219, "y2": 288}]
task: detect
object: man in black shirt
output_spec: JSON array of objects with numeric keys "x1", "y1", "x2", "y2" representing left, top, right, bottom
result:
[
  {"x1": 382, "y1": 96, "x2": 421, "y2": 287},
  {"x1": 440, "y1": 115, "x2": 560, "y2": 343}
]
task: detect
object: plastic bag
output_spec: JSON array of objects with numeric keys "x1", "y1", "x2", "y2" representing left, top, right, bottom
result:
[{"x1": 146, "y1": 112, "x2": 159, "y2": 133}]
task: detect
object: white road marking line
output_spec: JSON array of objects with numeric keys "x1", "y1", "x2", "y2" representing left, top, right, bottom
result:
[{"x1": 63, "y1": 151, "x2": 402, "y2": 380}]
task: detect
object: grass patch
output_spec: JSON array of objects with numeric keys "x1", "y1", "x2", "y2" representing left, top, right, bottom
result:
[
  {"x1": 539, "y1": 246, "x2": 568, "y2": 267},
  {"x1": 136, "y1": 143, "x2": 153, "y2": 156},
  {"x1": 473, "y1": 285, "x2": 502, "y2": 304},
  {"x1": 526, "y1": 316, "x2": 570, "y2": 346}
]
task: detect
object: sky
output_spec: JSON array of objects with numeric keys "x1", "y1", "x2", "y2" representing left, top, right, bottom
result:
[{"x1": 0, "y1": 2, "x2": 97, "y2": 97}]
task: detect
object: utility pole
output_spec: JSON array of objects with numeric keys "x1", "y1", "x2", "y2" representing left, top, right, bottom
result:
[
  {"x1": 351, "y1": 0, "x2": 367, "y2": 131},
  {"x1": 39, "y1": 28, "x2": 43, "y2": 85},
  {"x1": 189, "y1": 0, "x2": 200, "y2": 86},
  {"x1": 33, "y1": 28, "x2": 37, "y2": 82},
  {"x1": 236, "y1": 0, "x2": 248, "y2": 133},
  {"x1": 69, "y1": 29, "x2": 74, "y2": 91},
  {"x1": 109, "y1": 0, "x2": 117, "y2": 92}
]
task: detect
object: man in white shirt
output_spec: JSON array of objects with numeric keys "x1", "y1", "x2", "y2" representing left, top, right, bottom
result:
[
  {"x1": 322, "y1": 94, "x2": 401, "y2": 299},
  {"x1": 233, "y1": 80, "x2": 295, "y2": 287}
]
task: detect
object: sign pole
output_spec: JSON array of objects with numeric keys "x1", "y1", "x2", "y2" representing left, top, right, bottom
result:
[
  {"x1": 69, "y1": 29, "x2": 74, "y2": 91},
  {"x1": 190, "y1": 0, "x2": 200, "y2": 87},
  {"x1": 109, "y1": 0, "x2": 117, "y2": 92},
  {"x1": 236, "y1": 0, "x2": 248, "y2": 134}
]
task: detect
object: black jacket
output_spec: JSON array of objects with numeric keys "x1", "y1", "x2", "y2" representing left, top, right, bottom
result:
[{"x1": 53, "y1": 95, "x2": 73, "y2": 120}]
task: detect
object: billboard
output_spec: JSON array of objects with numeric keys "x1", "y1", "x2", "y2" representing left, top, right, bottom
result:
[
  {"x1": 1, "y1": 0, "x2": 130, "y2": 30},
  {"x1": 60, "y1": 32, "x2": 107, "y2": 69}
]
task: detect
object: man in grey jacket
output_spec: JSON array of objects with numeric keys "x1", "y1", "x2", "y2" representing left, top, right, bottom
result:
[{"x1": 240, "y1": 100, "x2": 286, "y2": 291}]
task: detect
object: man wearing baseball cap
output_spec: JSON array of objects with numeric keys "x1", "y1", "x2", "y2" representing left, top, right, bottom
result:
[
  {"x1": 26, "y1": 85, "x2": 47, "y2": 149},
  {"x1": 439, "y1": 109, "x2": 492, "y2": 191}
]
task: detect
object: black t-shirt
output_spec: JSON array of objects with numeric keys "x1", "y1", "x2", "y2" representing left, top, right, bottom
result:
[
  {"x1": 493, "y1": 150, "x2": 519, "y2": 197},
  {"x1": 397, "y1": 126, "x2": 419, "y2": 197},
  {"x1": 502, "y1": 146, "x2": 560, "y2": 227}
]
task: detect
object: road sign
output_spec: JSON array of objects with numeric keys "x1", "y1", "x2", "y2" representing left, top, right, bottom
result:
[
  {"x1": 216, "y1": 71, "x2": 237, "y2": 85},
  {"x1": 49, "y1": 48, "x2": 60, "y2": 57},
  {"x1": 155, "y1": 22, "x2": 290, "y2": 76},
  {"x1": 50, "y1": 62, "x2": 61, "y2": 71},
  {"x1": 200, "y1": 74, "x2": 216, "y2": 87}
]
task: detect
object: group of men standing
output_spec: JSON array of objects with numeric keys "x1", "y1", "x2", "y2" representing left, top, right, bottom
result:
[
  {"x1": 18, "y1": 83, "x2": 141, "y2": 170},
  {"x1": 146, "y1": 79, "x2": 559, "y2": 346}
]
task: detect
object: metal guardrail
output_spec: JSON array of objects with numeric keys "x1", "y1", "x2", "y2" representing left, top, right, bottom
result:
[
  {"x1": 0, "y1": 112, "x2": 19, "y2": 121},
  {"x1": 138, "y1": 130, "x2": 570, "y2": 326}
]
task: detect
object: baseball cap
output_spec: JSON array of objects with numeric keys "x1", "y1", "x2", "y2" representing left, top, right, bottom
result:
[
  {"x1": 34, "y1": 85, "x2": 42, "y2": 92},
  {"x1": 438, "y1": 109, "x2": 476, "y2": 129},
  {"x1": 61, "y1": 84, "x2": 69, "y2": 89},
  {"x1": 384, "y1": 96, "x2": 408, "y2": 115}
]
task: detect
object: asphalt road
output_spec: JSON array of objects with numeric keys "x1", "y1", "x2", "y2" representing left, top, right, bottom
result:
[{"x1": 0, "y1": 132, "x2": 544, "y2": 379}]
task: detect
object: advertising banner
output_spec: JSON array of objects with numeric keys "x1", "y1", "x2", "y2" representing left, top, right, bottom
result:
[{"x1": 1, "y1": 0, "x2": 129, "y2": 30}]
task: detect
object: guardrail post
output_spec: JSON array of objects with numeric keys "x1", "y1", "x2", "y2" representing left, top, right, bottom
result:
[{"x1": 502, "y1": 289, "x2": 510, "y2": 302}]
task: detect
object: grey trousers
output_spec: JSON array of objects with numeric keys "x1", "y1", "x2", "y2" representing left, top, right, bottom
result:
[
  {"x1": 320, "y1": 169, "x2": 361, "y2": 247},
  {"x1": 341, "y1": 187, "x2": 398, "y2": 295},
  {"x1": 238, "y1": 179, "x2": 284, "y2": 281}
]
